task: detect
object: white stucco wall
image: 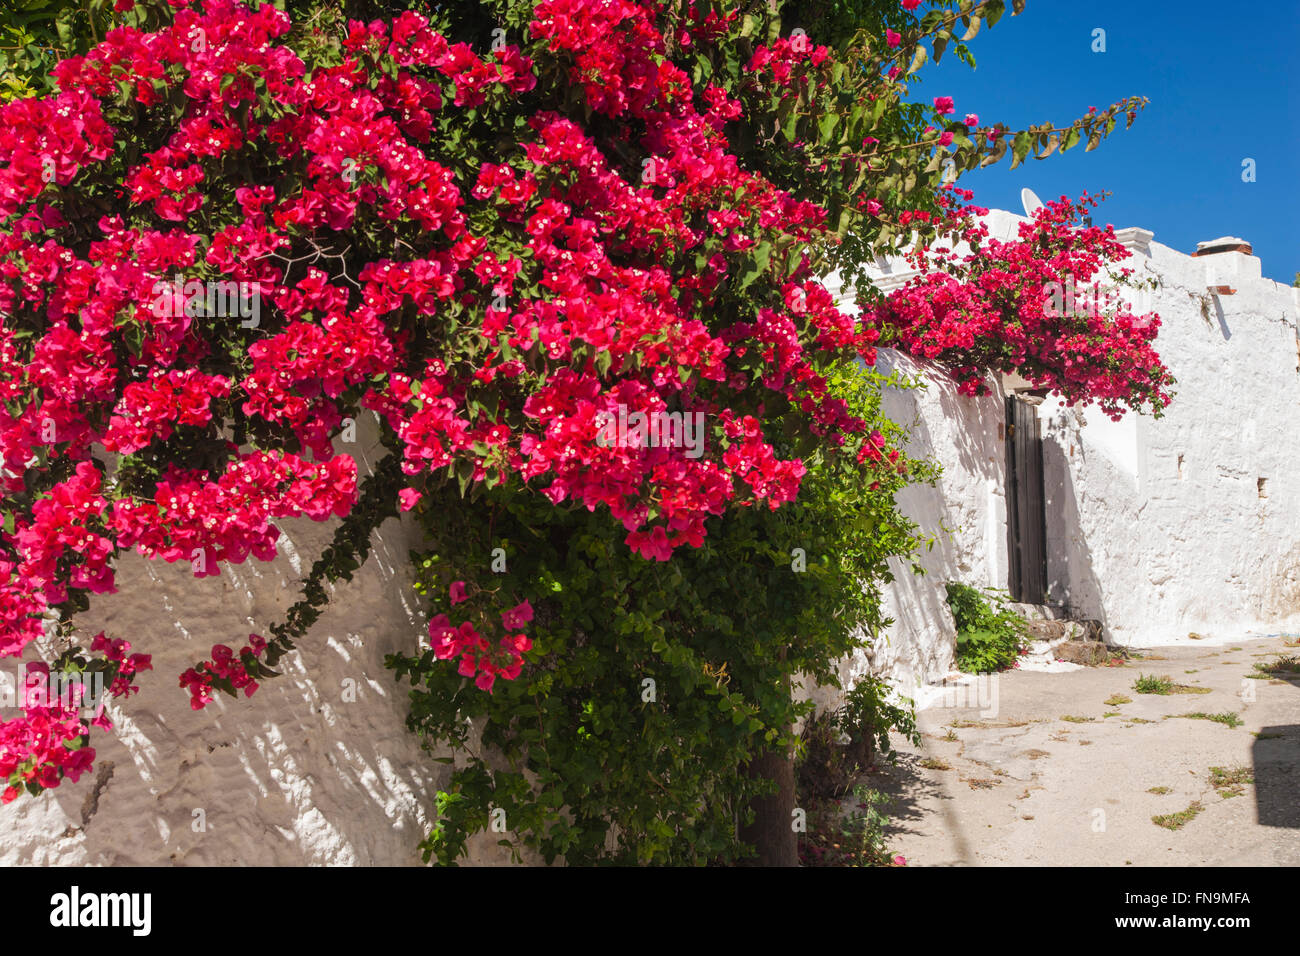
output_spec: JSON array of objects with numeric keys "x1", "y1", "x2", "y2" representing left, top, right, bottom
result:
[
  {"x1": 1040, "y1": 233, "x2": 1300, "y2": 645},
  {"x1": 863, "y1": 350, "x2": 1008, "y2": 689},
  {"x1": 836, "y1": 209, "x2": 1300, "y2": 692},
  {"x1": 0, "y1": 419, "x2": 528, "y2": 866},
  {"x1": 1, "y1": 510, "x2": 438, "y2": 865}
]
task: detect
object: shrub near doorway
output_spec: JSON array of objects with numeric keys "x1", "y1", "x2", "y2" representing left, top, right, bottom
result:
[{"x1": 946, "y1": 583, "x2": 1028, "y2": 673}]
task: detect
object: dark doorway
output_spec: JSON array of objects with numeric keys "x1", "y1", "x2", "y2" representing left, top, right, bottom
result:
[{"x1": 1006, "y1": 396, "x2": 1047, "y2": 604}]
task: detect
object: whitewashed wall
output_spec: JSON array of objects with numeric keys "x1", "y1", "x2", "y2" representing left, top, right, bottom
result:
[
  {"x1": 862, "y1": 350, "x2": 1007, "y2": 689},
  {"x1": 834, "y1": 209, "x2": 1300, "y2": 693},
  {"x1": 1040, "y1": 231, "x2": 1300, "y2": 646},
  {"x1": 0, "y1": 419, "x2": 526, "y2": 866}
]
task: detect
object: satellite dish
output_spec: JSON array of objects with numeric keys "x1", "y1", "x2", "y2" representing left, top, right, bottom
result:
[{"x1": 1020, "y1": 187, "x2": 1044, "y2": 218}]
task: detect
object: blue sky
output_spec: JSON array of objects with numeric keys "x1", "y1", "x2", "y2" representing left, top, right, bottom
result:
[{"x1": 922, "y1": 0, "x2": 1299, "y2": 283}]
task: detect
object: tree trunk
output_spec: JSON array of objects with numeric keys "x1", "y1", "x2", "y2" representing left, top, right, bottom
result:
[
  {"x1": 739, "y1": 743, "x2": 798, "y2": 865},
  {"x1": 739, "y1": 664, "x2": 797, "y2": 866}
]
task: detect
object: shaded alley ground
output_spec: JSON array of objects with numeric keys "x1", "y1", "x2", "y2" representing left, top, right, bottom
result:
[{"x1": 865, "y1": 634, "x2": 1300, "y2": 866}]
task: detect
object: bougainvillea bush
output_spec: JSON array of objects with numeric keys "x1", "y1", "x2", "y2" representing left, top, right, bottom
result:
[
  {"x1": 391, "y1": 360, "x2": 936, "y2": 864},
  {"x1": 863, "y1": 191, "x2": 1174, "y2": 419},
  {"x1": 0, "y1": 0, "x2": 1155, "y2": 818}
]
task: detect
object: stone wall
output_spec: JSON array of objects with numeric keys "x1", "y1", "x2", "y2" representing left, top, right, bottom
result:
[{"x1": 1039, "y1": 227, "x2": 1300, "y2": 646}]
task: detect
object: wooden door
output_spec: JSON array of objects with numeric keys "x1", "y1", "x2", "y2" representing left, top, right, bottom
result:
[{"x1": 1006, "y1": 396, "x2": 1047, "y2": 604}]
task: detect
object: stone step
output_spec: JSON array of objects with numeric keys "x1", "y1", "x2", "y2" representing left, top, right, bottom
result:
[
  {"x1": 1022, "y1": 618, "x2": 1102, "y2": 642},
  {"x1": 1007, "y1": 603, "x2": 1102, "y2": 642},
  {"x1": 1050, "y1": 641, "x2": 1112, "y2": 666},
  {"x1": 1021, "y1": 637, "x2": 1113, "y2": 667}
]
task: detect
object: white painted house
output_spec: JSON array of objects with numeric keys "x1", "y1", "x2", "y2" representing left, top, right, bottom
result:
[{"x1": 829, "y1": 209, "x2": 1300, "y2": 692}]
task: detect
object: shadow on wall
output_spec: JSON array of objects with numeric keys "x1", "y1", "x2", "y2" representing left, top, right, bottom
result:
[
  {"x1": 6, "y1": 510, "x2": 449, "y2": 866},
  {"x1": 932, "y1": 368, "x2": 1000, "y2": 485},
  {"x1": 1041, "y1": 431, "x2": 1110, "y2": 640},
  {"x1": 865, "y1": 352, "x2": 1004, "y2": 688},
  {"x1": 1214, "y1": 296, "x2": 1231, "y2": 341},
  {"x1": 0, "y1": 413, "x2": 534, "y2": 866},
  {"x1": 1254, "y1": 724, "x2": 1299, "y2": 829}
]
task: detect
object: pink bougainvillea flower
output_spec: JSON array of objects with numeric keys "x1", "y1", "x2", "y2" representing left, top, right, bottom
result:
[
  {"x1": 933, "y1": 95, "x2": 955, "y2": 115},
  {"x1": 500, "y1": 600, "x2": 534, "y2": 630},
  {"x1": 626, "y1": 526, "x2": 673, "y2": 562},
  {"x1": 503, "y1": 633, "x2": 532, "y2": 655},
  {"x1": 449, "y1": 581, "x2": 468, "y2": 604}
]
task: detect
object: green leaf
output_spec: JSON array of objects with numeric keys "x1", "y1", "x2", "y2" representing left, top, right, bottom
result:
[
  {"x1": 738, "y1": 241, "x2": 773, "y2": 292},
  {"x1": 817, "y1": 112, "x2": 838, "y2": 143},
  {"x1": 781, "y1": 109, "x2": 799, "y2": 142},
  {"x1": 455, "y1": 459, "x2": 474, "y2": 498},
  {"x1": 847, "y1": 102, "x2": 865, "y2": 134},
  {"x1": 1009, "y1": 131, "x2": 1032, "y2": 169}
]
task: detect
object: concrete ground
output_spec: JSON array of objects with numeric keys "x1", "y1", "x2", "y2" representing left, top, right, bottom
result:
[{"x1": 865, "y1": 634, "x2": 1300, "y2": 866}]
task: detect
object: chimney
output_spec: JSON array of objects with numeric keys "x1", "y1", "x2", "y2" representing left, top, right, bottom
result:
[
  {"x1": 1193, "y1": 236, "x2": 1259, "y2": 295},
  {"x1": 1193, "y1": 236, "x2": 1252, "y2": 257}
]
